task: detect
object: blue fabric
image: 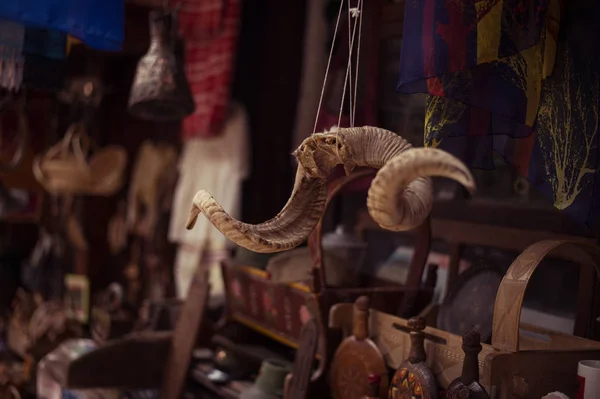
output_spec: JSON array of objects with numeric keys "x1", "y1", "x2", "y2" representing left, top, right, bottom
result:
[{"x1": 0, "y1": 0, "x2": 124, "y2": 51}]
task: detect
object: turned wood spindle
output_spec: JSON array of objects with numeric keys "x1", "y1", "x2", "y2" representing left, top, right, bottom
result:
[
  {"x1": 446, "y1": 329, "x2": 490, "y2": 399},
  {"x1": 353, "y1": 296, "x2": 370, "y2": 341},
  {"x1": 407, "y1": 316, "x2": 427, "y2": 364}
]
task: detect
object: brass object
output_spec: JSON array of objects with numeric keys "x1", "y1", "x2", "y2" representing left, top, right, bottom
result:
[{"x1": 128, "y1": 10, "x2": 194, "y2": 121}]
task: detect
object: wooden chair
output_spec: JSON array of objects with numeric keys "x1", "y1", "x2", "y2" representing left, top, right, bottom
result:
[{"x1": 213, "y1": 171, "x2": 434, "y2": 399}]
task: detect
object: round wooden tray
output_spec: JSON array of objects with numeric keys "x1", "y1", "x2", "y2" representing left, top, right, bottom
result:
[{"x1": 437, "y1": 260, "x2": 504, "y2": 342}]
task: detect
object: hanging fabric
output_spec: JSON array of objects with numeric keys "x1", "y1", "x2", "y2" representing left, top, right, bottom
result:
[
  {"x1": 169, "y1": 102, "x2": 250, "y2": 298},
  {"x1": 0, "y1": 21, "x2": 69, "y2": 91},
  {"x1": 398, "y1": 0, "x2": 600, "y2": 233},
  {"x1": 177, "y1": 0, "x2": 242, "y2": 138},
  {"x1": 398, "y1": 0, "x2": 559, "y2": 168},
  {"x1": 0, "y1": 20, "x2": 24, "y2": 91},
  {"x1": 0, "y1": 0, "x2": 124, "y2": 51}
]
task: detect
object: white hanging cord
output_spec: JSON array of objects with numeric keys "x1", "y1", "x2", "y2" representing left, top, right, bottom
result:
[
  {"x1": 312, "y1": 0, "x2": 345, "y2": 134},
  {"x1": 346, "y1": 2, "x2": 354, "y2": 127},
  {"x1": 337, "y1": 0, "x2": 362, "y2": 128},
  {"x1": 351, "y1": 1, "x2": 363, "y2": 127}
]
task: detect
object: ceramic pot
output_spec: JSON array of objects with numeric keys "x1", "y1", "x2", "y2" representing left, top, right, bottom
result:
[
  {"x1": 321, "y1": 225, "x2": 366, "y2": 286},
  {"x1": 240, "y1": 359, "x2": 291, "y2": 399}
]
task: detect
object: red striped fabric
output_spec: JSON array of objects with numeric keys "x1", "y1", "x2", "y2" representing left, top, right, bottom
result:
[{"x1": 176, "y1": 0, "x2": 241, "y2": 138}]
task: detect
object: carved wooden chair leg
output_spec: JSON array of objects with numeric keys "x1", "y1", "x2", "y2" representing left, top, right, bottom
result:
[
  {"x1": 160, "y1": 267, "x2": 210, "y2": 399},
  {"x1": 283, "y1": 318, "x2": 319, "y2": 399}
]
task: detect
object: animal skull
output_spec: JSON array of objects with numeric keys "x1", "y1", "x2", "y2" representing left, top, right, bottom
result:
[{"x1": 187, "y1": 126, "x2": 476, "y2": 253}]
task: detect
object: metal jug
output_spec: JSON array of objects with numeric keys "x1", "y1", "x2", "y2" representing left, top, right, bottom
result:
[{"x1": 128, "y1": 10, "x2": 194, "y2": 122}]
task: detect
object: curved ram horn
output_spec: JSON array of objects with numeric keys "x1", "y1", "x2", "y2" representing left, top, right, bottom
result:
[
  {"x1": 186, "y1": 125, "x2": 475, "y2": 253},
  {"x1": 186, "y1": 167, "x2": 327, "y2": 253},
  {"x1": 367, "y1": 148, "x2": 476, "y2": 231}
]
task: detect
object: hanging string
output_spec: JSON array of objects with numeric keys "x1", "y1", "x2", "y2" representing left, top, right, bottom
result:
[
  {"x1": 337, "y1": 0, "x2": 362, "y2": 128},
  {"x1": 346, "y1": 1, "x2": 354, "y2": 127},
  {"x1": 313, "y1": 0, "x2": 364, "y2": 133},
  {"x1": 312, "y1": 0, "x2": 345, "y2": 134},
  {"x1": 351, "y1": 0, "x2": 363, "y2": 127}
]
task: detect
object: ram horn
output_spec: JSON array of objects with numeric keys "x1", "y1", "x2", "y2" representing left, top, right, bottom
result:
[
  {"x1": 186, "y1": 125, "x2": 474, "y2": 253},
  {"x1": 367, "y1": 148, "x2": 476, "y2": 231},
  {"x1": 293, "y1": 126, "x2": 474, "y2": 231},
  {"x1": 186, "y1": 166, "x2": 327, "y2": 253}
]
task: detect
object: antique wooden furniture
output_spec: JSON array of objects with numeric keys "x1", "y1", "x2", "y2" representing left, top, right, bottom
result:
[
  {"x1": 329, "y1": 297, "x2": 387, "y2": 399},
  {"x1": 59, "y1": 266, "x2": 210, "y2": 399},
  {"x1": 330, "y1": 240, "x2": 600, "y2": 398},
  {"x1": 388, "y1": 317, "x2": 437, "y2": 399},
  {"x1": 218, "y1": 171, "x2": 433, "y2": 396},
  {"x1": 445, "y1": 330, "x2": 490, "y2": 399},
  {"x1": 283, "y1": 318, "x2": 319, "y2": 399},
  {"x1": 355, "y1": 201, "x2": 599, "y2": 339}
]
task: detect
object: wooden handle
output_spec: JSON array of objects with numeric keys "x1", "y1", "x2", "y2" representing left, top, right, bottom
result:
[
  {"x1": 285, "y1": 318, "x2": 319, "y2": 399},
  {"x1": 352, "y1": 296, "x2": 370, "y2": 340},
  {"x1": 491, "y1": 240, "x2": 600, "y2": 352}
]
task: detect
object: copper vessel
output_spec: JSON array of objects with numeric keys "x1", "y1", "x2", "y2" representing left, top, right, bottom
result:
[{"x1": 128, "y1": 10, "x2": 194, "y2": 121}]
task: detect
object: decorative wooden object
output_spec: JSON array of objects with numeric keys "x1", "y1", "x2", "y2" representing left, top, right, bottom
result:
[
  {"x1": 437, "y1": 262, "x2": 504, "y2": 342},
  {"x1": 330, "y1": 240, "x2": 600, "y2": 398},
  {"x1": 445, "y1": 330, "x2": 490, "y2": 399},
  {"x1": 221, "y1": 171, "x2": 433, "y2": 349},
  {"x1": 330, "y1": 296, "x2": 388, "y2": 399},
  {"x1": 283, "y1": 318, "x2": 319, "y2": 399},
  {"x1": 160, "y1": 266, "x2": 210, "y2": 399},
  {"x1": 219, "y1": 171, "x2": 434, "y2": 399},
  {"x1": 389, "y1": 317, "x2": 437, "y2": 399},
  {"x1": 362, "y1": 374, "x2": 381, "y2": 399}
]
